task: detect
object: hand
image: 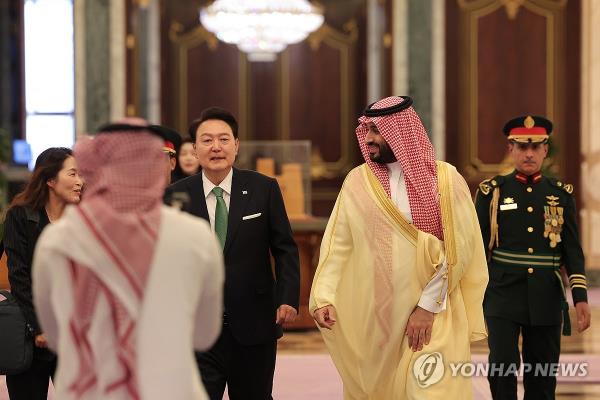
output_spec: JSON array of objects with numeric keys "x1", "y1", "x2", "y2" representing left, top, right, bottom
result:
[
  {"x1": 276, "y1": 304, "x2": 298, "y2": 325},
  {"x1": 313, "y1": 305, "x2": 337, "y2": 330},
  {"x1": 575, "y1": 302, "x2": 591, "y2": 333},
  {"x1": 35, "y1": 334, "x2": 48, "y2": 348},
  {"x1": 405, "y1": 306, "x2": 434, "y2": 352}
]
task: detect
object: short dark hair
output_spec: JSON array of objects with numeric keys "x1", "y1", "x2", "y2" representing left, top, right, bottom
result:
[{"x1": 188, "y1": 107, "x2": 238, "y2": 141}]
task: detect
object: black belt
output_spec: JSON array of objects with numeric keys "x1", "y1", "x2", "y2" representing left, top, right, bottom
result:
[
  {"x1": 491, "y1": 249, "x2": 561, "y2": 270},
  {"x1": 490, "y1": 248, "x2": 570, "y2": 336}
]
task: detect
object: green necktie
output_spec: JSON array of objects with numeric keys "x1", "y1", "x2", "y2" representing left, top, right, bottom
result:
[{"x1": 212, "y1": 186, "x2": 228, "y2": 249}]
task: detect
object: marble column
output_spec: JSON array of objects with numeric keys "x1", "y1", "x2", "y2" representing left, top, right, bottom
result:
[
  {"x1": 407, "y1": 0, "x2": 432, "y2": 133},
  {"x1": 109, "y1": 0, "x2": 126, "y2": 122},
  {"x1": 0, "y1": 2, "x2": 18, "y2": 137},
  {"x1": 74, "y1": 0, "x2": 126, "y2": 135},
  {"x1": 131, "y1": 0, "x2": 160, "y2": 122},
  {"x1": 430, "y1": 0, "x2": 445, "y2": 160},
  {"x1": 367, "y1": 0, "x2": 386, "y2": 103},
  {"x1": 392, "y1": 0, "x2": 409, "y2": 96},
  {"x1": 580, "y1": 0, "x2": 600, "y2": 275},
  {"x1": 74, "y1": 0, "x2": 87, "y2": 135},
  {"x1": 146, "y1": 0, "x2": 161, "y2": 123},
  {"x1": 84, "y1": 0, "x2": 110, "y2": 133},
  {"x1": 391, "y1": 0, "x2": 444, "y2": 159}
]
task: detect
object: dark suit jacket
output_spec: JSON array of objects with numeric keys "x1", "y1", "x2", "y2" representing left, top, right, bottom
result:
[
  {"x1": 4, "y1": 205, "x2": 56, "y2": 361},
  {"x1": 164, "y1": 168, "x2": 300, "y2": 346},
  {"x1": 4, "y1": 205, "x2": 49, "y2": 336}
]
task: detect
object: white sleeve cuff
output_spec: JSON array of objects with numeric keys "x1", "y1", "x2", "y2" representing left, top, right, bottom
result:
[{"x1": 417, "y1": 260, "x2": 448, "y2": 313}]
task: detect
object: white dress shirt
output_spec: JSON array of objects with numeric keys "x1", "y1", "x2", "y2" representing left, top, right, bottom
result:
[
  {"x1": 387, "y1": 162, "x2": 413, "y2": 223},
  {"x1": 387, "y1": 162, "x2": 448, "y2": 313},
  {"x1": 202, "y1": 168, "x2": 233, "y2": 232}
]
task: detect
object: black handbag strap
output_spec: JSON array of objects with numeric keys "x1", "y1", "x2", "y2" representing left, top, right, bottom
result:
[{"x1": 0, "y1": 289, "x2": 14, "y2": 302}]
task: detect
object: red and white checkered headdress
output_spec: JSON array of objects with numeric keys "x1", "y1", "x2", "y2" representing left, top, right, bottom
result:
[
  {"x1": 67, "y1": 121, "x2": 166, "y2": 398},
  {"x1": 355, "y1": 96, "x2": 443, "y2": 240}
]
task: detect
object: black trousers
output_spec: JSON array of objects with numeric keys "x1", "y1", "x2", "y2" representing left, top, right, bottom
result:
[
  {"x1": 6, "y1": 349, "x2": 56, "y2": 400},
  {"x1": 196, "y1": 325, "x2": 277, "y2": 400},
  {"x1": 486, "y1": 316, "x2": 561, "y2": 400}
]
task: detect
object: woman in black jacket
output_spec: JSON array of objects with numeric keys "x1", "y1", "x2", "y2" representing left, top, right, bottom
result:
[{"x1": 3, "y1": 147, "x2": 83, "y2": 399}]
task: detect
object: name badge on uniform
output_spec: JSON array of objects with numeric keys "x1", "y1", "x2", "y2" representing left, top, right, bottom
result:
[{"x1": 500, "y1": 197, "x2": 517, "y2": 211}]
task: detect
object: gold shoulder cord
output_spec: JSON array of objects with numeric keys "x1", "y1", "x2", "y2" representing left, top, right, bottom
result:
[
  {"x1": 487, "y1": 187, "x2": 500, "y2": 259},
  {"x1": 563, "y1": 183, "x2": 574, "y2": 194}
]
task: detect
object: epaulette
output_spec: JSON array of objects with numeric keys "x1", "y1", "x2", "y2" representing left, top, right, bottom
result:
[
  {"x1": 548, "y1": 177, "x2": 574, "y2": 195},
  {"x1": 478, "y1": 175, "x2": 504, "y2": 196}
]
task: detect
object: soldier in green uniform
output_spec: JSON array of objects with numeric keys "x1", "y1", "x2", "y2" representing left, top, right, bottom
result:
[{"x1": 474, "y1": 115, "x2": 591, "y2": 400}]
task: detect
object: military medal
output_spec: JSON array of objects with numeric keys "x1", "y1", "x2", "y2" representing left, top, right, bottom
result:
[
  {"x1": 544, "y1": 206, "x2": 551, "y2": 238},
  {"x1": 544, "y1": 197, "x2": 563, "y2": 248},
  {"x1": 558, "y1": 207, "x2": 564, "y2": 225}
]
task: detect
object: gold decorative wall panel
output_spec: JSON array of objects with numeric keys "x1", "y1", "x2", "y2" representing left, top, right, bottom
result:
[
  {"x1": 453, "y1": 0, "x2": 568, "y2": 181},
  {"x1": 281, "y1": 22, "x2": 359, "y2": 180},
  {"x1": 169, "y1": 23, "x2": 249, "y2": 139}
]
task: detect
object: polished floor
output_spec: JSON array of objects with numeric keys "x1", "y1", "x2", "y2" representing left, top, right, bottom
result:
[
  {"x1": 2, "y1": 290, "x2": 599, "y2": 399},
  {"x1": 277, "y1": 288, "x2": 600, "y2": 399}
]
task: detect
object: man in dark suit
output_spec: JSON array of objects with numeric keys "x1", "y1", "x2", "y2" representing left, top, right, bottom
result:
[{"x1": 164, "y1": 107, "x2": 300, "y2": 400}]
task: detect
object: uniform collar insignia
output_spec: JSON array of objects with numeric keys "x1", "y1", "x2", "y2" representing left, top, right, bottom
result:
[{"x1": 515, "y1": 171, "x2": 542, "y2": 185}]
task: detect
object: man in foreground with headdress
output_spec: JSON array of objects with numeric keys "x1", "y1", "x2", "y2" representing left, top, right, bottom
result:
[
  {"x1": 31, "y1": 120, "x2": 224, "y2": 399},
  {"x1": 309, "y1": 96, "x2": 488, "y2": 399}
]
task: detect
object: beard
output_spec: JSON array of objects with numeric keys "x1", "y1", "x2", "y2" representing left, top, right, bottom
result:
[{"x1": 369, "y1": 143, "x2": 397, "y2": 164}]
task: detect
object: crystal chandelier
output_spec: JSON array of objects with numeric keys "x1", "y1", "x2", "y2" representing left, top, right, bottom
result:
[{"x1": 200, "y1": 0, "x2": 325, "y2": 62}]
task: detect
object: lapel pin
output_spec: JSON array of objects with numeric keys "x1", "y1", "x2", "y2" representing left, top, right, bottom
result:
[{"x1": 242, "y1": 190, "x2": 248, "y2": 195}]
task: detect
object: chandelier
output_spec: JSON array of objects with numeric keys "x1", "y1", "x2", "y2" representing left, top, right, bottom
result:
[{"x1": 200, "y1": 0, "x2": 324, "y2": 62}]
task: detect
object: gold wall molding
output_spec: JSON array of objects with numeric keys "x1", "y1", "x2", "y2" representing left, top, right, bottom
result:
[
  {"x1": 458, "y1": 0, "x2": 566, "y2": 10},
  {"x1": 457, "y1": 0, "x2": 567, "y2": 180},
  {"x1": 168, "y1": 22, "x2": 219, "y2": 50},
  {"x1": 169, "y1": 19, "x2": 358, "y2": 179},
  {"x1": 281, "y1": 21, "x2": 358, "y2": 179},
  {"x1": 307, "y1": 19, "x2": 359, "y2": 51},
  {"x1": 500, "y1": 0, "x2": 526, "y2": 19},
  {"x1": 168, "y1": 21, "x2": 249, "y2": 139}
]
